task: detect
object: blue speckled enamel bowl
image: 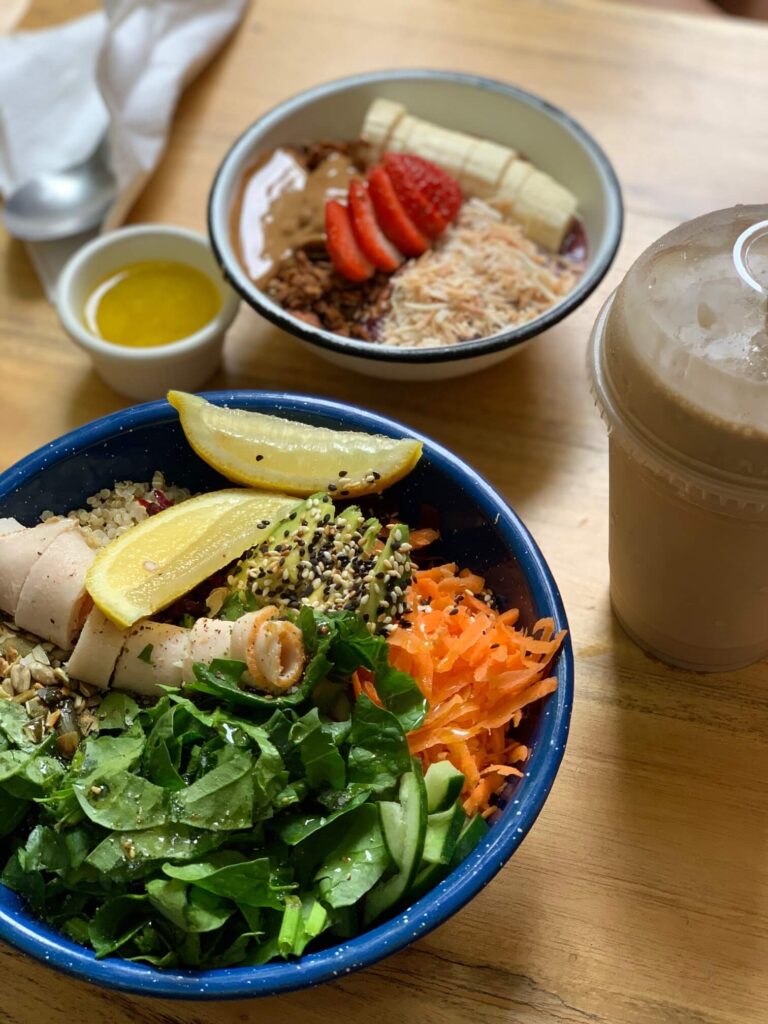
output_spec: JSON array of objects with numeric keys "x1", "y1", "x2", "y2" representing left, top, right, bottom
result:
[{"x1": 0, "y1": 392, "x2": 573, "y2": 998}]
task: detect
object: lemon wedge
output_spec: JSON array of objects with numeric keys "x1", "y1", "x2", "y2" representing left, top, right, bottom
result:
[
  {"x1": 86, "y1": 488, "x2": 298, "y2": 628},
  {"x1": 168, "y1": 391, "x2": 422, "y2": 497}
]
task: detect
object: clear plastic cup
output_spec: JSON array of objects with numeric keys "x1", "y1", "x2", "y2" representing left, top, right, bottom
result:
[{"x1": 588, "y1": 206, "x2": 768, "y2": 672}]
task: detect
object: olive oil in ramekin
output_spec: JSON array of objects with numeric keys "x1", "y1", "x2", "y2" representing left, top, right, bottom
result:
[{"x1": 83, "y1": 260, "x2": 222, "y2": 348}]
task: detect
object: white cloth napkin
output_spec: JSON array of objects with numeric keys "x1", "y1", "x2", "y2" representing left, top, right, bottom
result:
[{"x1": 0, "y1": 0, "x2": 248, "y2": 297}]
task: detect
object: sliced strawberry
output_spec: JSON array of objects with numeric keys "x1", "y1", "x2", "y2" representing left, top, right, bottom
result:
[
  {"x1": 366, "y1": 166, "x2": 430, "y2": 258},
  {"x1": 383, "y1": 153, "x2": 463, "y2": 238},
  {"x1": 348, "y1": 179, "x2": 403, "y2": 273},
  {"x1": 324, "y1": 200, "x2": 375, "y2": 283}
]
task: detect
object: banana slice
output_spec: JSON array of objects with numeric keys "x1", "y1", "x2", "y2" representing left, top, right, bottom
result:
[
  {"x1": 361, "y1": 98, "x2": 407, "y2": 156},
  {"x1": 387, "y1": 115, "x2": 420, "y2": 153},
  {"x1": 512, "y1": 170, "x2": 578, "y2": 252},
  {"x1": 494, "y1": 159, "x2": 535, "y2": 211},
  {"x1": 405, "y1": 121, "x2": 474, "y2": 179},
  {"x1": 460, "y1": 139, "x2": 516, "y2": 197},
  {"x1": 358, "y1": 99, "x2": 579, "y2": 251}
]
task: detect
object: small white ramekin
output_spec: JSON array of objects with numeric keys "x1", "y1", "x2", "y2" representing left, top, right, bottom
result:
[{"x1": 57, "y1": 224, "x2": 240, "y2": 400}]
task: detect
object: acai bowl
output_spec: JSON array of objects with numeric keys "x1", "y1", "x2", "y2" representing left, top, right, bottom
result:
[
  {"x1": 0, "y1": 392, "x2": 572, "y2": 997},
  {"x1": 208, "y1": 70, "x2": 623, "y2": 380}
]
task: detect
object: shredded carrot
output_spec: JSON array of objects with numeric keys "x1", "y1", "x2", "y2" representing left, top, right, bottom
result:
[
  {"x1": 409, "y1": 528, "x2": 440, "y2": 550},
  {"x1": 385, "y1": 563, "x2": 565, "y2": 815}
]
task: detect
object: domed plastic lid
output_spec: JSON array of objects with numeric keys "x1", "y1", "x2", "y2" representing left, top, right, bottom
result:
[{"x1": 603, "y1": 205, "x2": 768, "y2": 485}]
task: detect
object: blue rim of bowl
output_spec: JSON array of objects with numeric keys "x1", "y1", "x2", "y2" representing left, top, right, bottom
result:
[
  {"x1": 0, "y1": 392, "x2": 574, "y2": 998},
  {"x1": 207, "y1": 68, "x2": 623, "y2": 364}
]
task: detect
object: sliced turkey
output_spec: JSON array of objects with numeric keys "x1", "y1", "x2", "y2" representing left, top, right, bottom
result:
[
  {"x1": 65, "y1": 607, "x2": 129, "y2": 690},
  {"x1": 14, "y1": 528, "x2": 95, "y2": 650},
  {"x1": 113, "y1": 621, "x2": 191, "y2": 697},
  {"x1": 181, "y1": 617, "x2": 235, "y2": 683},
  {"x1": 0, "y1": 518, "x2": 23, "y2": 539},
  {"x1": 0, "y1": 519, "x2": 76, "y2": 617}
]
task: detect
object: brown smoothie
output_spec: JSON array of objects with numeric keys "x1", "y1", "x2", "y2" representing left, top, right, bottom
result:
[{"x1": 590, "y1": 205, "x2": 768, "y2": 671}]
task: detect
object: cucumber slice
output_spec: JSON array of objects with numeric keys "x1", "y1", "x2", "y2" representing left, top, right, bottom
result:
[
  {"x1": 364, "y1": 766, "x2": 427, "y2": 925},
  {"x1": 449, "y1": 814, "x2": 490, "y2": 869},
  {"x1": 424, "y1": 761, "x2": 465, "y2": 813},
  {"x1": 422, "y1": 803, "x2": 466, "y2": 865},
  {"x1": 378, "y1": 800, "x2": 405, "y2": 868},
  {"x1": 407, "y1": 861, "x2": 448, "y2": 904}
]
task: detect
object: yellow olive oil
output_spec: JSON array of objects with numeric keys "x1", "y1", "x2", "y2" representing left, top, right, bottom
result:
[{"x1": 83, "y1": 260, "x2": 221, "y2": 348}]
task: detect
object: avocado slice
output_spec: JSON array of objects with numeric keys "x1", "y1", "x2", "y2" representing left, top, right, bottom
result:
[
  {"x1": 218, "y1": 485, "x2": 413, "y2": 629},
  {"x1": 358, "y1": 522, "x2": 411, "y2": 630},
  {"x1": 223, "y1": 493, "x2": 334, "y2": 616}
]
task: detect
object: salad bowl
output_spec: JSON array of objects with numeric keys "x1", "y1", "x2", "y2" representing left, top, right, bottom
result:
[{"x1": 0, "y1": 392, "x2": 573, "y2": 998}]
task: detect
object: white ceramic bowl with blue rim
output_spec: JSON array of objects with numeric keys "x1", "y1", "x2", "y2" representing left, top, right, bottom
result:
[
  {"x1": 208, "y1": 69, "x2": 623, "y2": 381},
  {"x1": 0, "y1": 392, "x2": 573, "y2": 997}
]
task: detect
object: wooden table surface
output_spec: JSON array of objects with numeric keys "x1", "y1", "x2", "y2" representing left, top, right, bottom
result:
[{"x1": 3, "y1": 1, "x2": 768, "y2": 1021}]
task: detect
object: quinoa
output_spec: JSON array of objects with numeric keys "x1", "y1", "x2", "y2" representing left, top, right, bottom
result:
[{"x1": 40, "y1": 471, "x2": 191, "y2": 549}]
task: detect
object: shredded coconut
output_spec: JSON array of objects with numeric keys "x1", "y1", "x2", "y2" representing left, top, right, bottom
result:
[{"x1": 376, "y1": 199, "x2": 580, "y2": 348}]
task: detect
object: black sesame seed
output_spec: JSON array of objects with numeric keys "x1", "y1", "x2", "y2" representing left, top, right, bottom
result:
[
  {"x1": 338, "y1": 470, "x2": 348, "y2": 477},
  {"x1": 256, "y1": 455, "x2": 264, "y2": 462},
  {"x1": 328, "y1": 483, "x2": 338, "y2": 492},
  {"x1": 449, "y1": 607, "x2": 459, "y2": 616}
]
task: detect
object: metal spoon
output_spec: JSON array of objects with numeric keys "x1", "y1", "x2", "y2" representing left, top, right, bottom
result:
[{"x1": 3, "y1": 139, "x2": 116, "y2": 242}]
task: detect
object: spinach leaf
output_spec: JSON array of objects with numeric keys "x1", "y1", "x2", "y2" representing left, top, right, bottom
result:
[
  {"x1": 172, "y1": 748, "x2": 253, "y2": 831},
  {"x1": 77, "y1": 733, "x2": 145, "y2": 783},
  {"x1": 74, "y1": 771, "x2": 168, "y2": 830},
  {"x1": 289, "y1": 708, "x2": 345, "y2": 792},
  {"x1": 146, "y1": 878, "x2": 233, "y2": 933},
  {"x1": 244, "y1": 736, "x2": 288, "y2": 815},
  {"x1": 373, "y1": 664, "x2": 429, "y2": 734},
  {"x1": 205, "y1": 929, "x2": 262, "y2": 968},
  {"x1": 314, "y1": 803, "x2": 391, "y2": 908},
  {"x1": 218, "y1": 589, "x2": 257, "y2": 621},
  {"x1": 0, "y1": 750, "x2": 32, "y2": 783},
  {"x1": 1, "y1": 852, "x2": 46, "y2": 910},
  {"x1": 18, "y1": 825, "x2": 71, "y2": 873},
  {"x1": 328, "y1": 614, "x2": 427, "y2": 731},
  {"x1": 346, "y1": 695, "x2": 411, "y2": 793},
  {"x1": 89, "y1": 894, "x2": 153, "y2": 958},
  {"x1": 0, "y1": 701, "x2": 40, "y2": 751},
  {"x1": 295, "y1": 605, "x2": 334, "y2": 691},
  {"x1": 86, "y1": 824, "x2": 226, "y2": 876},
  {"x1": 142, "y1": 704, "x2": 210, "y2": 791},
  {"x1": 93, "y1": 692, "x2": 140, "y2": 731},
  {"x1": 187, "y1": 658, "x2": 320, "y2": 712},
  {"x1": 274, "y1": 787, "x2": 371, "y2": 845},
  {"x1": 163, "y1": 852, "x2": 289, "y2": 910},
  {"x1": 0, "y1": 787, "x2": 29, "y2": 837},
  {"x1": 0, "y1": 750, "x2": 64, "y2": 800}
]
